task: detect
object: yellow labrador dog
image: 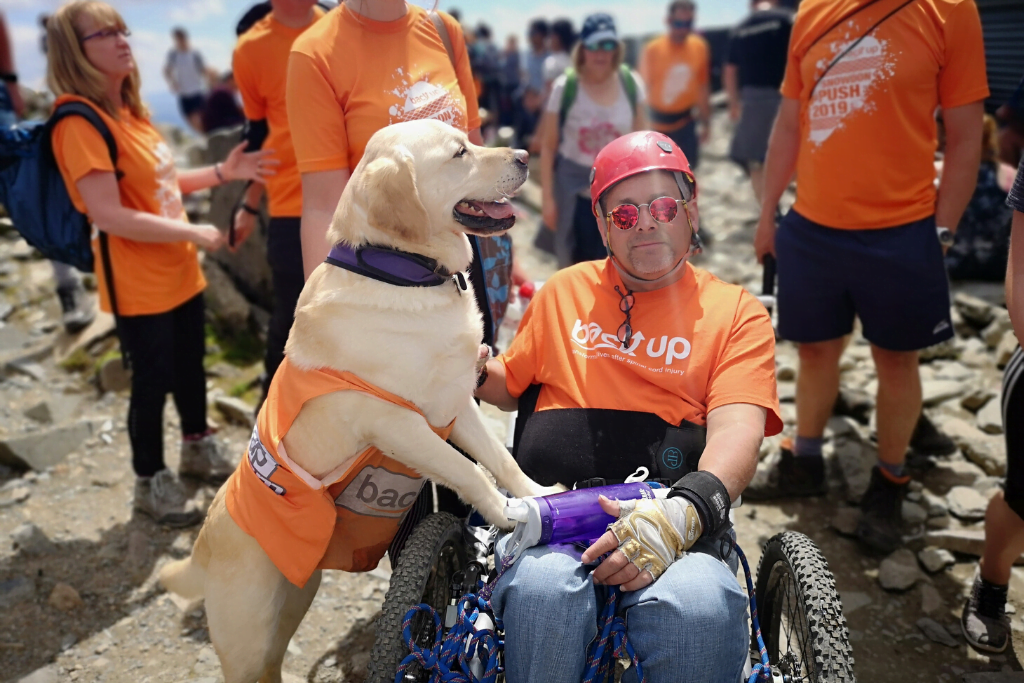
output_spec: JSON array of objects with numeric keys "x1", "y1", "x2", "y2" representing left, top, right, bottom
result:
[{"x1": 160, "y1": 120, "x2": 560, "y2": 683}]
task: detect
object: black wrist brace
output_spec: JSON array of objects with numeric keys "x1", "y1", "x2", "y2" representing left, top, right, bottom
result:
[
  {"x1": 242, "y1": 118, "x2": 268, "y2": 152},
  {"x1": 668, "y1": 471, "x2": 731, "y2": 538}
]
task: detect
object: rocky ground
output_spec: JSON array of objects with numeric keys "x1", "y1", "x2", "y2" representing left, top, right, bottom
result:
[{"x1": 0, "y1": 112, "x2": 1022, "y2": 682}]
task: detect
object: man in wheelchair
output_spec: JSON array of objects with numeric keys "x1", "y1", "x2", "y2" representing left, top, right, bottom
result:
[{"x1": 475, "y1": 131, "x2": 783, "y2": 683}]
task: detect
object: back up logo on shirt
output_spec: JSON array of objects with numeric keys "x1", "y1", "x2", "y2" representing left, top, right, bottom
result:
[
  {"x1": 661, "y1": 63, "x2": 693, "y2": 107},
  {"x1": 387, "y1": 69, "x2": 466, "y2": 130},
  {"x1": 808, "y1": 34, "x2": 894, "y2": 146},
  {"x1": 570, "y1": 319, "x2": 691, "y2": 366},
  {"x1": 334, "y1": 465, "x2": 424, "y2": 519},
  {"x1": 248, "y1": 426, "x2": 286, "y2": 496}
]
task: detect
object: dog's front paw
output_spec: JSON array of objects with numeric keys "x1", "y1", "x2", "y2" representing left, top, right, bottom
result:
[{"x1": 526, "y1": 482, "x2": 567, "y2": 497}]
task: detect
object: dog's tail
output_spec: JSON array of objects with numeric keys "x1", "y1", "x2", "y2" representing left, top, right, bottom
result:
[{"x1": 159, "y1": 526, "x2": 210, "y2": 600}]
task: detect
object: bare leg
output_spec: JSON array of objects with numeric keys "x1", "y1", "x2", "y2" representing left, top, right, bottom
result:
[
  {"x1": 796, "y1": 339, "x2": 846, "y2": 440},
  {"x1": 872, "y1": 346, "x2": 921, "y2": 467},
  {"x1": 448, "y1": 397, "x2": 564, "y2": 498}
]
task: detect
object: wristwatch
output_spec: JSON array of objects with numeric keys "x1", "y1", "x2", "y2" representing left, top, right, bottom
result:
[{"x1": 936, "y1": 226, "x2": 954, "y2": 248}]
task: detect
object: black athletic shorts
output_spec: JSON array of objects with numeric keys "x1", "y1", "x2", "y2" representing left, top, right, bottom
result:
[
  {"x1": 178, "y1": 93, "x2": 205, "y2": 117},
  {"x1": 1002, "y1": 346, "x2": 1024, "y2": 519}
]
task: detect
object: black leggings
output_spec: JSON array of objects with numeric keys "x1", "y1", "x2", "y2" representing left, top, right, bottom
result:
[
  {"x1": 117, "y1": 293, "x2": 208, "y2": 477},
  {"x1": 1002, "y1": 346, "x2": 1024, "y2": 519},
  {"x1": 264, "y1": 217, "x2": 305, "y2": 392}
]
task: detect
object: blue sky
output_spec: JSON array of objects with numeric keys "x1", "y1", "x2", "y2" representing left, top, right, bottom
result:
[{"x1": 4, "y1": 0, "x2": 749, "y2": 124}]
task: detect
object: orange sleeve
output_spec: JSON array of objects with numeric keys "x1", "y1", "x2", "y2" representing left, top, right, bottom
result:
[
  {"x1": 233, "y1": 43, "x2": 266, "y2": 121},
  {"x1": 287, "y1": 49, "x2": 350, "y2": 173},
  {"x1": 706, "y1": 292, "x2": 782, "y2": 436},
  {"x1": 497, "y1": 293, "x2": 545, "y2": 398},
  {"x1": 52, "y1": 116, "x2": 116, "y2": 185},
  {"x1": 938, "y1": 0, "x2": 989, "y2": 109},
  {"x1": 698, "y1": 38, "x2": 710, "y2": 85},
  {"x1": 442, "y1": 12, "x2": 482, "y2": 132},
  {"x1": 779, "y1": 12, "x2": 805, "y2": 99},
  {"x1": 639, "y1": 42, "x2": 652, "y2": 86}
]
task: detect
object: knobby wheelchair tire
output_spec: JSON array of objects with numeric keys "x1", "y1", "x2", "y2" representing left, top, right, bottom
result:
[
  {"x1": 755, "y1": 531, "x2": 856, "y2": 683},
  {"x1": 368, "y1": 512, "x2": 469, "y2": 683}
]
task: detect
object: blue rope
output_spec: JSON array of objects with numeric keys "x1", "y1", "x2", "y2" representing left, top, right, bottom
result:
[{"x1": 398, "y1": 542, "x2": 772, "y2": 683}]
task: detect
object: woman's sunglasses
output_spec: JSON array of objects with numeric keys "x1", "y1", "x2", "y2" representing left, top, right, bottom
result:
[
  {"x1": 81, "y1": 27, "x2": 131, "y2": 42},
  {"x1": 584, "y1": 39, "x2": 618, "y2": 52},
  {"x1": 606, "y1": 195, "x2": 693, "y2": 231}
]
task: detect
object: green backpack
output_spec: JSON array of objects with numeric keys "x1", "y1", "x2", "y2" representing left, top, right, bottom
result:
[{"x1": 558, "y1": 64, "x2": 639, "y2": 130}]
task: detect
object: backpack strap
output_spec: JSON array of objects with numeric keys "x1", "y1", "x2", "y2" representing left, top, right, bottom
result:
[
  {"x1": 559, "y1": 68, "x2": 578, "y2": 131},
  {"x1": 47, "y1": 102, "x2": 126, "y2": 365},
  {"x1": 428, "y1": 12, "x2": 457, "y2": 70},
  {"x1": 618, "y1": 64, "x2": 638, "y2": 118}
]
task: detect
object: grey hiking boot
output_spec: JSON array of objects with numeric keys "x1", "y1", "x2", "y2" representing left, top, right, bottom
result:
[
  {"x1": 961, "y1": 573, "x2": 1010, "y2": 653},
  {"x1": 134, "y1": 469, "x2": 203, "y2": 527},
  {"x1": 56, "y1": 283, "x2": 95, "y2": 334},
  {"x1": 855, "y1": 465, "x2": 907, "y2": 555},
  {"x1": 179, "y1": 433, "x2": 235, "y2": 484}
]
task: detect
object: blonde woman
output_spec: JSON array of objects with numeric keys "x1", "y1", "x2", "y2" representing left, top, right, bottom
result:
[
  {"x1": 539, "y1": 14, "x2": 647, "y2": 268},
  {"x1": 47, "y1": 0, "x2": 274, "y2": 526}
]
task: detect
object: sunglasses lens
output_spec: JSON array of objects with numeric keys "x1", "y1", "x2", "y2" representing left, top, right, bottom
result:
[
  {"x1": 610, "y1": 204, "x2": 639, "y2": 230},
  {"x1": 617, "y1": 322, "x2": 632, "y2": 344},
  {"x1": 619, "y1": 294, "x2": 634, "y2": 312},
  {"x1": 650, "y1": 197, "x2": 679, "y2": 223}
]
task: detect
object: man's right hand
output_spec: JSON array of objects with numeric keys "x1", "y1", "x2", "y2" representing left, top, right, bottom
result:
[
  {"x1": 192, "y1": 223, "x2": 227, "y2": 251},
  {"x1": 753, "y1": 212, "x2": 777, "y2": 264},
  {"x1": 231, "y1": 209, "x2": 257, "y2": 252}
]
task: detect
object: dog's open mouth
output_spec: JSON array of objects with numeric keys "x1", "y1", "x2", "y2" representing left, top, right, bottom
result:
[{"x1": 453, "y1": 198, "x2": 515, "y2": 233}]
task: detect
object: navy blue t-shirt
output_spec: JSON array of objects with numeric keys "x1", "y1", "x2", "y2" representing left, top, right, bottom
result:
[{"x1": 725, "y1": 7, "x2": 794, "y2": 90}]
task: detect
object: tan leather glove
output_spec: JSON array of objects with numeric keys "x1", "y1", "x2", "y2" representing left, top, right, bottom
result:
[{"x1": 609, "y1": 497, "x2": 703, "y2": 581}]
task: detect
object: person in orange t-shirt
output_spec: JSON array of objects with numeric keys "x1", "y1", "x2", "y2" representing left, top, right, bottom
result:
[
  {"x1": 639, "y1": 1, "x2": 711, "y2": 167},
  {"x1": 752, "y1": 0, "x2": 988, "y2": 554},
  {"x1": 46, "y1": 0, "x2": 273, "y2": 527},
  {"x1": 477, "y1": 132, "x2": 780, "y2": 683},
  {"x1": 232, "y1": 0, "x2": 325, "y2": 400}
]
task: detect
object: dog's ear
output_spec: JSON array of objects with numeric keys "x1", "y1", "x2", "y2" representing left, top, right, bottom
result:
[{"x1": 361, "y1": 150, "x2": 430, "y2": 244}]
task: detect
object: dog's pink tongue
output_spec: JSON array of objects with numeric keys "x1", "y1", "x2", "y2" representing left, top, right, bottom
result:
[{"x1": 480, "y1": 201, "x2": 514, "y2": 219}]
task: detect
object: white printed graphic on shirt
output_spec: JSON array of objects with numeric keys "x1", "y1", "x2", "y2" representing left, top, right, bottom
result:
[
  {"x1": 570, "y1": 319, "x2": 692, "y2": 368},
  {"x1": 387, "y1": 67, "x2": 466, "y2": 130},
  {"x1": 152, "y1": 140, "x2": 186, "y2": 220},
  {"x1": 661, "y1": 63, "x2": 693, "y2": 107},
  {"x1": 807, "y1": 35, "x2": 895, "y2": 146}
]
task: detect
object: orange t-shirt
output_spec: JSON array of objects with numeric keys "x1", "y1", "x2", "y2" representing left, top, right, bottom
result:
[
  {"x1": 233, "y1": 8, "x2": 325, "y2": 217},
  {"x1": 225, "y1": 357, "x2": 454, "y2": 588},
  {"x1": 500, "y1": 260, "x2": 782, "y2": 436},
  {"x1": 640, "y1": 33, "x2": 709, "y2": 130},
  {"x1": 780, "y1": 0, "x2": 989, "y2": 229},
  {"x1": 287, "y1": 5, "x2": 481, "y2": 173},
  {"x1": 51, "y1": 95, "x2": 205, "y2": 316}
]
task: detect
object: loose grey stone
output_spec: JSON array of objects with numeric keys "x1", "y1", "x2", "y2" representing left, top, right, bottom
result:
[
  {"x1": 0, "y1": 486, "x2": 31, "y2": 507},
  {"x1": 831, "y1": 507, "x2": 860, "y2": 537},
  {"x1": 17, "y1": 665, "x2": 59, "y2": 683},
  {"x1": 776, "y1": 364, "x2": 796, "y2": 381},
  {"x1": 0, "y1": 421, "x2": 92, "y2": 470},
  {"x1": 214, "y1": 396, "x2": 255, "y2": 427},
  {"x1": 879, "y1": 549, "x2": 924, "y2": 591},
  {"x1": 903, "y1": 501, "x2": 928, "y2": 526},
  {"x1": 777, "y1": 381, "x2": 795, "y2": 402},
  {"x1": 977, "y1": 398, "x2": 1003, "y2": 435},
  {"x1": 23, "y1": 401, "x2": 52, "y2": 424},
  {"x1": 98, "y1": 356, "x2": 131, "y2": 393},
  {"x1": 202, "y1": 258, "x2": 252, "y2": 332},
  {"x1": 961, "y1": 387, "x2": 997, "y2": 412},
  {"x1": 997, "y1": 331, "x2": 1020, "y2": 368},
  {"x1": 918, "y1": 547, "x2": 955, "y2": 573},
  {"x1": 922, "y1": 380, "x2": 966, "y2": 407},
  {"x1": 954, "y1": 292, "x2": 996, "y2": 327},
  {"x1": 982, "y1": 309, "x2": 1013, "y2": 349},
  {"x1": 934, "y1": 416, "x2": 1006, "y2": 475},
  {"x1": 834, "y1": 436, "x2": 875, "y2": 503},
  {"x1": 922, "y1": 490, "x2": 948, "y2": 517},
  {"x1": 0, "y1": 576, "x2": 35, "y2": 608},
  {"x1": 10, "y1": 522, "x2": 54, "y2": 556},
  {"x1": 920, "y1": 583, "x2": 944, "y2": 614},
  {"x1": 947, "y1": 485, "x2": 989, "y2": 520},
  {"x1": 916, "y1": 617, "x2": 959, "y2": 647},
  {"x1": 8, "y1": 361, "x2": 45, "y2": 381},
  {"x1": 840, "y1": 591, "x2": 872, "y2": 615},
  {"x1": 961, "y1": 337, "x2": 993, "y2": 369}
]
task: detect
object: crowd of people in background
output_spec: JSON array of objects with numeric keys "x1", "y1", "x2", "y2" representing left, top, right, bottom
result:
[{"x1": 1, "y1": 0, "x2": 1024, "y2": 669}]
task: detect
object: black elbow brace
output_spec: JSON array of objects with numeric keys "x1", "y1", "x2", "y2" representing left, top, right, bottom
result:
[
  {"x1": 667, "y1": 471, "x2": 731, "y2": 538},
  {"x1": 242, "y1": 118, "x2": 269, "y2": 152}
]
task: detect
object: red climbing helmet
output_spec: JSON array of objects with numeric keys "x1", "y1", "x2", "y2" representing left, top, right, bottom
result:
[{"x1": 589, "y1": 131, "x2": 697, "y2": 215}]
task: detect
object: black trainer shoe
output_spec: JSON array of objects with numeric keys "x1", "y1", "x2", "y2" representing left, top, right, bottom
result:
[
  {"x1": 56, "y1": 283, "x2": 95, "y2": 334},
  {"x1": 961, "y1": 573, "x2": 1010, "y2": 654},
  {"x1": 744, "y1": 446, "x2": 827, "y2": 500},
  {"x1": 909, "y1": 413, "x2": 957, "y2": 457},
  {"x1": 855, "y1": 465, "x2": 907, "y2": 555}
]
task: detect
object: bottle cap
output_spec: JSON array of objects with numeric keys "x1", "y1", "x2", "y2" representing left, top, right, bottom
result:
[{"x1": 519, "y1": 281, "x2": 536, "y2": 299}]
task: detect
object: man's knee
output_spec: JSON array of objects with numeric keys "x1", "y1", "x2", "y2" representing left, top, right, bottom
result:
[
  {"x1": 871, "y1": 345, "x2": 919, "y2": 374},
  {"x1": 492, "y1": 545, "x2": 596, "y2": 621},
  {"x1": 798, "y1": 338, "x2": 846, "y2": 366}
]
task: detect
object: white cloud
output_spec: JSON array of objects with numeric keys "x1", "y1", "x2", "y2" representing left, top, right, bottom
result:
[{"x1": 168, "y1": 0, "x2": 227, "y2": 24}]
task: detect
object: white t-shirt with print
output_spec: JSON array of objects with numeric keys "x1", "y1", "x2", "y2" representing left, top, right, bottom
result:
[{"x1": 546, "y1": 70, "x2": 645, "y2": 168}]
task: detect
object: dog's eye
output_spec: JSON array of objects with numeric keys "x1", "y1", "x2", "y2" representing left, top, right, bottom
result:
[{"x1": 454, "y1": 146, "x2": 468, "y2": 158}]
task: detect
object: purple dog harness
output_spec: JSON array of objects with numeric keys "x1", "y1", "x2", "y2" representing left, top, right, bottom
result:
[{"x1": 325, "y1": 243, "x2": 468, "y2": 292}]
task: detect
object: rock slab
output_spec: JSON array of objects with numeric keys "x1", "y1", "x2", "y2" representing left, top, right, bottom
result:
[
  {"x1": 918, "y1": 547, "x2": 955, "y2": 573},
  {"x1": 0, "y1": 576, "x2": 35, "y2": 608},
  {"x1": 0, "y1": 421, "x2": 93, "y2": 470},
  {"x1": 878, "y1": 549, "x2": 924, "y2": 591},
  {"x1": 10, "y1": 522, "x2": 54, "y2": 556},
  {"x1": 916, "y1": 617, "x2": 959, "y2": 647},
  {"x1": 947, "y1": 486, "x2": 989, "y2": 521}
]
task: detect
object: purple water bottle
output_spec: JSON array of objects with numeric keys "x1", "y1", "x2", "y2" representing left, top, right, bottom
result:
[{"x1": 502, "y1": 482, "x2": 663, "y2": 564}]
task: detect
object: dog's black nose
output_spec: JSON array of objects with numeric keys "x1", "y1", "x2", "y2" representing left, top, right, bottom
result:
[{"x1": 513, "y1": 149, "x2": 529, "y2": 168}]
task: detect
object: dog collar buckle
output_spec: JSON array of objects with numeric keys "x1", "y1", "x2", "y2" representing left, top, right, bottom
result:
[{"x1": 453, "y1": 272, "x2": 467, "y2": 294}]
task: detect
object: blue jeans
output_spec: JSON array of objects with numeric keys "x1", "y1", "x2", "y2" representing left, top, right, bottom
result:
[{"x1": 491, "y1": 536, "x2": 749, "y2": 683}]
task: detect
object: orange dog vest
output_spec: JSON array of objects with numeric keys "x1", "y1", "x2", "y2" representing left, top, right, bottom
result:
[{"x1": 225, "y1": 358, "x2": 454, "y2": 587}]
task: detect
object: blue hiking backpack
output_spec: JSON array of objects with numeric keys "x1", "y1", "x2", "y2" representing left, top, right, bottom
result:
[{"x1": 0, "y1": 101, "x2": 118, "y2": 273}]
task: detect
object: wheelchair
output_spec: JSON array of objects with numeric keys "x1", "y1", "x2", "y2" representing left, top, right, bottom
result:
[{"x1": 366, "y1": 494, "x2": 856, "y2": 683}]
